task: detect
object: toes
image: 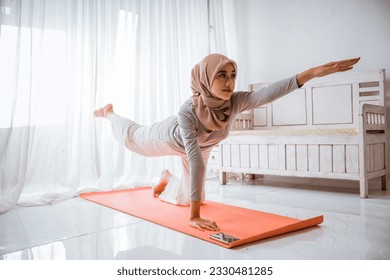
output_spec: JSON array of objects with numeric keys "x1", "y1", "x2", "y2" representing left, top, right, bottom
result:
[{"x1": 93, "y1": 104, "x2": 113, "y2": 118}]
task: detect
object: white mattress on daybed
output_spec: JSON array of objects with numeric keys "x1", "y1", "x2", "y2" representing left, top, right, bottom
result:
[{"x1": 229, "y1": 128, "x2": 358, "y2": 136}]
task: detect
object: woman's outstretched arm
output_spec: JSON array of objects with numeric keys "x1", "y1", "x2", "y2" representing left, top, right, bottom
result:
[{"x1": 296, "y1": 57, "x2": 360, "y2": 86}]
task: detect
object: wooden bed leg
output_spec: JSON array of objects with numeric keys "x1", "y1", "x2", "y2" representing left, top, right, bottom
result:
[
  {"x1": 248, "y1": 174, "x2": 256, "y2": 181},
  {"x1": 381, "y1": 175, "x2": 387, "y2": 191},
  {"x1": 359, "y1": 178, "x2": 369, "y2": 198},
  {"x1": 219, "y1": 171, "x2": 227, "y2": 185}
]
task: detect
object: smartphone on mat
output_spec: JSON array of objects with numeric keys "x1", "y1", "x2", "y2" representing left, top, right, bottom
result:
[{"x1": 209, "y1": 232, "x2": 240, "y2": 245}]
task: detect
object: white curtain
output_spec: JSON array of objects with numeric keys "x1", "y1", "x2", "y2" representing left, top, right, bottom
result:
[{"x1": 0, "y1": 0, "x2": 230, "y2": 213}]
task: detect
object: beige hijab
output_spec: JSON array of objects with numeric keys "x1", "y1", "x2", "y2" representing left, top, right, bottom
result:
[{"x1": 191, "y1": 53, "x2": 237, "y2": 130}]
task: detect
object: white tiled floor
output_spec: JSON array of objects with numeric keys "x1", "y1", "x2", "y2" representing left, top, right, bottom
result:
[{"x1": 1, "y1": 175, "x2": 390, "y2": 260}]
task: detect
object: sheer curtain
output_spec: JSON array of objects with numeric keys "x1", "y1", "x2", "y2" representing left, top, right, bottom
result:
[{"x1": 0, "y1": 0, "x2": 230, "y2": 213}]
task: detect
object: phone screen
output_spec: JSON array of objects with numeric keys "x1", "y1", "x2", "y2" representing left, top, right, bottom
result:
[{"x1": 209, "y1": 233, "x2": 240, "y2": 244}]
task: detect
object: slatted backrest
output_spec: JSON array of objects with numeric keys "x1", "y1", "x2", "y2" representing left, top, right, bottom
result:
[{"x1": 246, "y1": 69, "x2": 385, "y2": 130}]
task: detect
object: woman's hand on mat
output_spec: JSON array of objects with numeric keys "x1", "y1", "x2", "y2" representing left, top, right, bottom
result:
[
  {"x1": 296, "y1": 57, "x2": 360, "y2": 86},
  {"x1": 189, "y1": 217, "x2": 220, "y2": 231}
]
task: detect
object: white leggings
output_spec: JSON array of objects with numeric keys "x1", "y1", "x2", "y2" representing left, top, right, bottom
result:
[{"x1": 107, "y1": 113, "x2": 209, "y2": 205}]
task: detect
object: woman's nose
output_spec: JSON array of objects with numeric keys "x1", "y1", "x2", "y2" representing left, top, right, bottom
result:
[{"x1": 226, "y1": 77, "x2": 233, "y2": 87}]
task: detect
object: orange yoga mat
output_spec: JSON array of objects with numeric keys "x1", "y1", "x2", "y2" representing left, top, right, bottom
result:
[{"x1": 80, "y1": 187, "x2": 323, "y2": 248}]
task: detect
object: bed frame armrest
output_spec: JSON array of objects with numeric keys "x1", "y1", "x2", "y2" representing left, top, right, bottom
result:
[{"x1": 361, "y1": 104, "x2": 387, "y2": 134}]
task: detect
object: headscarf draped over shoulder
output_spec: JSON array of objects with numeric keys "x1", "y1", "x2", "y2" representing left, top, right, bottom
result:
[{"x1": 191, "y1": 53, "x2": 237, "y2": 130}]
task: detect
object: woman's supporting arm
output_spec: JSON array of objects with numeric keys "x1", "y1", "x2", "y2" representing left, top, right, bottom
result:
[{"x1": 189, "y1": 200, "x2": 219, "y2": 231}]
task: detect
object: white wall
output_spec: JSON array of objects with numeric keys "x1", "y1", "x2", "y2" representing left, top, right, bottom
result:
[{"x1": 227, "y1": 0, "x2": 390, "y2": 103}]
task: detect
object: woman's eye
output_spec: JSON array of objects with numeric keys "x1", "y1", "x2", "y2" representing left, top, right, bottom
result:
[{"x1": 218, "y1": 72, "x2": 236, "y2": 80}]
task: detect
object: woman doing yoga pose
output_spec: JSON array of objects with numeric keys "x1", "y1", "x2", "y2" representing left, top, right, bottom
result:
[{"x1": 94, "y1": 54, "x2": 360, "y2": 231}]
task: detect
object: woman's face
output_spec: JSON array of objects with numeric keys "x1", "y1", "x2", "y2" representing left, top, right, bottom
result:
[{"x1": 210, "y1": 63, "x2": 236, "y2": 100}]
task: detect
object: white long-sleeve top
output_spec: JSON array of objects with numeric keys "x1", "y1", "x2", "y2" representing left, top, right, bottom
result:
[{"x1": 154, "y1": 75, "x2": 300, "y2": 201}]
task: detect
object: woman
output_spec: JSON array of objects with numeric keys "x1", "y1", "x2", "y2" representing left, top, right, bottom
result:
[{"x1": 94, "y1": 54, "x2": 360, "y2": 231}]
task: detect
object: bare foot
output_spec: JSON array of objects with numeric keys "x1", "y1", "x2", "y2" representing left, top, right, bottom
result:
[
  {"x1": 93, "y1": 104, "x2": 114, "y2": 118},
  {"x1": 153, "y1": 170, "x2": 172, "y2": 197}
]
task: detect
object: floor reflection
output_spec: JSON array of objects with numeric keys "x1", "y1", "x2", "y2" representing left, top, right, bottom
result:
[{"x1": 1, "y1": 177, "x2": 389, "y2": 260}]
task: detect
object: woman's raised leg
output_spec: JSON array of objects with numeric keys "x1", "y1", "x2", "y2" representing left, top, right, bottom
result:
[{"x1": 93, "y1": 104, "x2": 113, "y2": 118}]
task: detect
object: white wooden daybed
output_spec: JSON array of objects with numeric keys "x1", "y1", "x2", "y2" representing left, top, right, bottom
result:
[{"x1": 218, "y1": 69, "x2": 387, "y2": 198}]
